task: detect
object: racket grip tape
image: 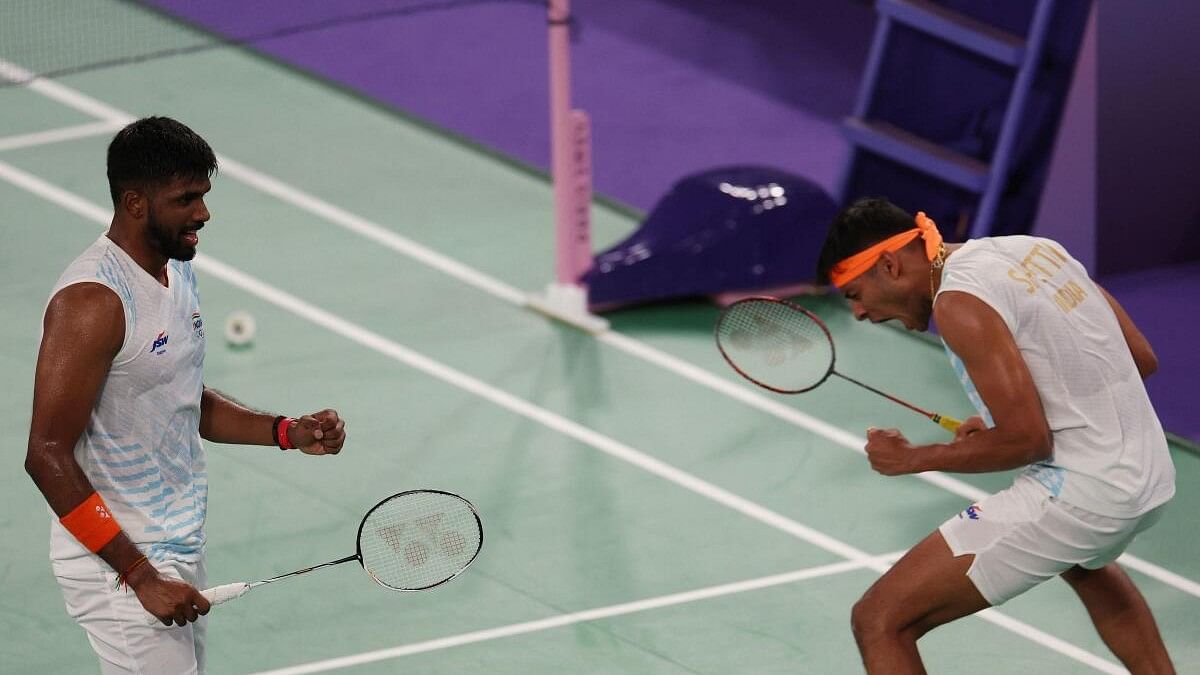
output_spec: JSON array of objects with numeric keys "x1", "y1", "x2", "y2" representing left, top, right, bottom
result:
[
  {"x1": 934, "y1": 414, "x2": 962, "y2": 432},
  {"x1": 203, "y1": 582, "x2": 252, "y2": 605},
  {"x1": 143, "y1": 582, "x2": 251, "y2": 626}
]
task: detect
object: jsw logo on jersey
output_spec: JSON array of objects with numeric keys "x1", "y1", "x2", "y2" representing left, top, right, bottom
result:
[
  {"x1": 150, "y1": 331, "x2": 169, "y2": 355},
  {"x1": 962, "y1": 503, "x2": 983, "y2": 520}
]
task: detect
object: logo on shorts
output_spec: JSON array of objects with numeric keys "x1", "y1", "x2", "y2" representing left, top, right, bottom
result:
[
  {"x1": 150, "y1": 331, "x2": 169, "y2": 355},
  {"x1": 192, "y1": 311, "x2": 204, "y2": 339},
  {"x1": 962, "y1": 503, "x2": 983, "y2": 520}
]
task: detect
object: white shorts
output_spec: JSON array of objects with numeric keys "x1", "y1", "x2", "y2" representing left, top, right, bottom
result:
[
  {"x1": 938, "y1": 478, "x2": 1167, "y2": 606},
  {"x1": 53, "y1": 556, "x2": 207, "y2": 674}
]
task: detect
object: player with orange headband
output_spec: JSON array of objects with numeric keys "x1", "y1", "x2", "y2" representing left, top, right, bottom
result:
[{"x1": 816, "y1": 197, "x2": 1176, "y2": 673}]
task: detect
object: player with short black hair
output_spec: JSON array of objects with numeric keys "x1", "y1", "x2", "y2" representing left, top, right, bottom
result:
[
  {"x1": 25, "y1": 116, "x2": 347, "y2": 674},
  {"x1": 820, "y1": 197, "x2": 1176, "y2": 674}
]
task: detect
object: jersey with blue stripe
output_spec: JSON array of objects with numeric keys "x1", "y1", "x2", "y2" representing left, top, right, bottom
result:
[{"x1": 47, "y1": 235, "x2": 208, "y2": 564}]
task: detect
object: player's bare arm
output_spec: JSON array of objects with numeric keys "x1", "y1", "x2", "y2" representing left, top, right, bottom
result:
[
  {"x1": 1098, "y1": 286, "x2": 1158, "y2": 378},
  {"x1": 864, "y1": 290, "x2": 1052, "y2": 475},
  {"x1": 25, "y1": 282, "x2": 209, "y2": 625},
  {"x1": 199, "y1": 388, "x2": 346, "y2": 455}
]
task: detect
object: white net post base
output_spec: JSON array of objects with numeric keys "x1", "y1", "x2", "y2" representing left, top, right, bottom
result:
[{"x1": 527, "y1": 282, "x2": 609, "y2": 334}]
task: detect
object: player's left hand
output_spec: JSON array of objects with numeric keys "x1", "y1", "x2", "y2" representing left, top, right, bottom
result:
[
  {"x1": 953, "y1": 415, "x2": 988, "y2": 442},
  {"x1": 864, "y1": 427, "x2": 915, "y2": 476},
  {"x1": 289, "y1": 409, "x2": 346, "y2": 455}
]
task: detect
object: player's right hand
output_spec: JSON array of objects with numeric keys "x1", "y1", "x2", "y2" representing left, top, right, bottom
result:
[
  {"x1": 864, "y1": 427, "x2": 916, "y2": 475},
  {"x1": 129, "y1": 567, "x2": 211, "y2": 626}
]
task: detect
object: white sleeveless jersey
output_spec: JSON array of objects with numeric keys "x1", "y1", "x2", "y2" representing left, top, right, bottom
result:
[
  {"x1": 937, "y1": 236, "x2": 1174, "y2": 517},
  {"x1": 46, "y1": 235, "x2": 208, "y2": 564}
]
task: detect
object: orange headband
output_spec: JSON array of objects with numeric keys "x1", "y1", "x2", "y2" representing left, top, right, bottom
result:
[{"x1": 829, "y1": 212, "x2": 943, "y2": 288}]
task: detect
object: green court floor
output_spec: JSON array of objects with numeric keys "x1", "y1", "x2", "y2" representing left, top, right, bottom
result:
[{"x1": 2, "y1": 3, "x2": 1197, "y2": 673}]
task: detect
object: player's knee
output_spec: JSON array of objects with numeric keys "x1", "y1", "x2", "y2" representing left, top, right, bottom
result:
[
  {"x1": 1065, "y1": 563, "x2": 1125, "y2": 592},
  {"x1": 850, "y1": 595, "x2": 891, "y2": 643}
]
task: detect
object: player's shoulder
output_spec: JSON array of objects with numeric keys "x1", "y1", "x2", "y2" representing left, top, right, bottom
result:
[
  {"x1": 46, "y1": 281, "x2": 123, "y2": 321},
  {"x1": 961, "y1": 234, "x2": 1072, "y2": 260},
  {"x1": 947, "y1": 235, "x2": 1068, "y2": 279},
  {"x1": 53, "y1": 235, "x2": 132, "y2": 288},
  {"x1": 42, "y1": 280, "x2": 126, "y2": 358},
  {"x1": 933, "y1": 289, "x2": 1012, "y2": 352},
  {"x1": 54, "y1": 236, "x2": 107, "y2": 275}
]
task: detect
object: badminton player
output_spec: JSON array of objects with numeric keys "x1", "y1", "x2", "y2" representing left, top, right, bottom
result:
[
  {"x1": 24, "y1": 117, "x2": 347, "y2": 674},
  {"x1": 817, "y1": 197, "x2": 1175, "y2": 673}
]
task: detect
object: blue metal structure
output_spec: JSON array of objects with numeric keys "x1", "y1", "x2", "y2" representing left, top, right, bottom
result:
[{"x1": 839, "y1": 0, "x2": 1085, "y2": 239}]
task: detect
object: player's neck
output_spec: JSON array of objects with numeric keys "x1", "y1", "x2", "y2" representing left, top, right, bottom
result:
[
  {"x1": 106, "y1": 225, "x2": 169, "y2": 286},
  {"x1": 930, "y1": 242, "x2": 966, "y2": 295}
]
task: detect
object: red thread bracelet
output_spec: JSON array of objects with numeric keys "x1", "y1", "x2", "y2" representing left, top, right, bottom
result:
[{"x1": 115, "y1": 554, "x2": 149, "y2": 590}]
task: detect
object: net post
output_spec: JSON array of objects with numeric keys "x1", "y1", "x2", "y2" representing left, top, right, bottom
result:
[
  {"x1": 563, "y1": 109, "x2": 594, "y2": 283},
  {"x1": 526, "y1": 0, "x2": 609, "y2": 334}
]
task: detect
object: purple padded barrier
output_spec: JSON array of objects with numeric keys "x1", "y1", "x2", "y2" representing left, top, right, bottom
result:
[{"x1": 582, "y1": 166, "x2": 837, "y2": 309}]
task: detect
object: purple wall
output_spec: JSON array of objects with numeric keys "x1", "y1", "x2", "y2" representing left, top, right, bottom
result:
[
  {"x1": 143, "y1": 0, "x2": 874, "y2": 212},
  {"x1": 1099, "y1": 262, "x2": 1200, "y2": 442},
  {"x1": 1034, "y1": 0, "x2": 1200, "y2": 277},
  {"x1": 140, "y1": 0, "x2": 1197, "y2": 443},
  {"x1": 1032, "y1": 3, "x2": 1095, "y2": 271},
  {"x1": 1096, "y1": 0, "x2": 1200, "y2": 275}
]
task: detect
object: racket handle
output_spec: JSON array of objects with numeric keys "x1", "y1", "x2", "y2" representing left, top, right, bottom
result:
[
  {"x1": 143, "y1": 582, "x2": 251, "y2": 626},
  {"x1": 203, "y1": 582, "x2": 252, "y2": 605},
  {"x1": 933, "y1": 414, "x2": 962, "y2": 432}
]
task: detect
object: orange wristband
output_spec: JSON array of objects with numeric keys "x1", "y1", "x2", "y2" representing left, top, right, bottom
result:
[{"x1": 60, "y1": 492, "x2": 121, "y2": 553}]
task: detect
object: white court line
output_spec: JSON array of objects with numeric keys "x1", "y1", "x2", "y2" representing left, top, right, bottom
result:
[
  {"x1": 4, "y1": 57, "x2": 1195, "y2": 600},
  {"x1": 214, "y1": 154, "x2": 527, "y2": 306},
  {"x1": 0, "y1": 61, "x2": 133, "y2": 125},
  {"x1": 0, "y1": 120, "x2": 126, "y2": 153},
  {"x1": 250, "y1": 556, "x2": 896, "y2": 675},
  {"x1": 0, "y1": 161, "x2": 1124, "y2": 674}
]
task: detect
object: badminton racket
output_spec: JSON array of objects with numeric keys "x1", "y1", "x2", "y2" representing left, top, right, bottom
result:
[
  {"x1": 145, "y1": 489, "x2": 482, "y2": 625},
  {"x1": 715, "y1": 297, "x2": 961, "y2": 432}
]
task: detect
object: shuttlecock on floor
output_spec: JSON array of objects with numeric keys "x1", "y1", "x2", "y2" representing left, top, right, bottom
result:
[{"x1": 224, "y1": 310, "x2": 256, "y2": 348}]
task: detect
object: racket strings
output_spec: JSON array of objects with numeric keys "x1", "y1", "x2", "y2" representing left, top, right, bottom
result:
[
  {"x1": 717, "y1": 300, "x2": 833, "y2": 392},
  {"x1": 359, "y1": 491, "x2": 481, "y2": 590}
]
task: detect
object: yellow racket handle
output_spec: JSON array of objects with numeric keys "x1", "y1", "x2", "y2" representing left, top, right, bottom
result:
[{"x1": 932, "y1": 414, "x2": 962, "y2": 432}]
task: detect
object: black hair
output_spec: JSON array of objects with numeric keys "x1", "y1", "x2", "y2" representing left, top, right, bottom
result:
[
  {"x1": 816, "y1": 197, "x2": 916, "y2": 284},
  {"x1": 106, "y1": 116, "x2": 217, "y2": 205}
]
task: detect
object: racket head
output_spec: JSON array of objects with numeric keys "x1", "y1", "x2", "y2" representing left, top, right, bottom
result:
[
  {"x1": 355, "y1": 489, "x2": 483, "y2": 591},
  {"x1": 714, "y1": 297, "x2": 837, "y2": 394}
]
